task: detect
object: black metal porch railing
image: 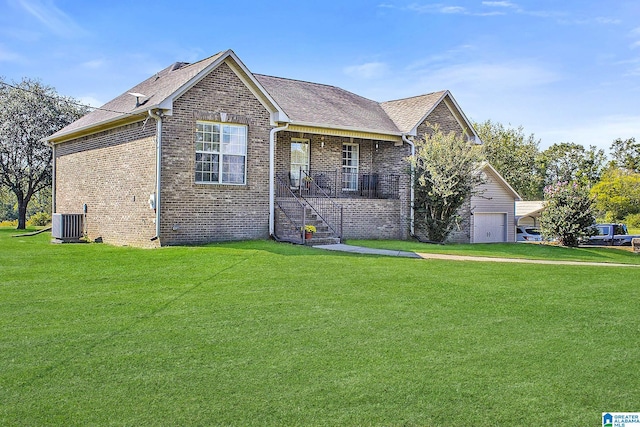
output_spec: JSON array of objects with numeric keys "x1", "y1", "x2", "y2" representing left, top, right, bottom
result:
[
  {"x1": 299, "y1": 170, "x2": 343, "y2": 239},
  {"x1": 274, "y1": 174, "x2": 308, "y2": 244},
  {"x1": 277, "y1": 170, "x2": 400, "y2": 200}
]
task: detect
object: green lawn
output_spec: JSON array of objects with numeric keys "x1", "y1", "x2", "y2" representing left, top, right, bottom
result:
[{"x1": 1, "y1": 228, "x2": 638, "y2": 426}]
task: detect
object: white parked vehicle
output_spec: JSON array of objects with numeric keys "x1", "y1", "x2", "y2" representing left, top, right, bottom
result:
[{"x1": 517, "y1": 226, "x2": 542, "y2": 242}]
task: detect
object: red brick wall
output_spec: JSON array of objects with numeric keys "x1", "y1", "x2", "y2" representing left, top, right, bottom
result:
[
  {"x1": 55, "y1": 121, "x2": 158, "y2": 247},
  {"x1": 159, "y1": 61, "x2": 273, "y2": 245}
]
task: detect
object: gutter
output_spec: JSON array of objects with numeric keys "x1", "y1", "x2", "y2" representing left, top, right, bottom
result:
[
  {"x1": 402, "y1": 134, "x2": 415, "y2": 236},
  {"x1": 148, "y1": 109, "x2": 163, "y2": 241},
  {"x1": 51, "y1": 143, "x2": 56, "y2": 215},
  {"x1": 269, "y1": 123, "x2": 289, "y2": 236}
]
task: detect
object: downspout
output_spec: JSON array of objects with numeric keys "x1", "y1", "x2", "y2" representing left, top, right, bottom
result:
[
  {"x1": 51, "y1": 143, "x2": 56, "y2": 215},
  {"x1": 269, "y1": 123, "x2": 289, "y2": 236},
  {"x1": 148, "y1": 109, "x2": 163, "y2": 241},
  {"x1": 402, "y1": 134, "x2": 415, "y2": 236}
]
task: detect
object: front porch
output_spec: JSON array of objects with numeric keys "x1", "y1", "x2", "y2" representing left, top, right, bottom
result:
[
  {"x1": 277, "y1": 170, "x2": 401, "y2": 200},
  {"x1": 273, "y1": 131, "x2": 410, "y2": 245}
]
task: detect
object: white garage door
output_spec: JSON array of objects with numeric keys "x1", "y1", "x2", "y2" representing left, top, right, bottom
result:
[{"x1": 474, "y1": 213, "x2": 507, "y2": 243}]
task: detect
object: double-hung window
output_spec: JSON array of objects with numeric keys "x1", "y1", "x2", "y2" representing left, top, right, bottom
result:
[{"x1": 195, "y1": 121, "x2": 247, "y2": 185}]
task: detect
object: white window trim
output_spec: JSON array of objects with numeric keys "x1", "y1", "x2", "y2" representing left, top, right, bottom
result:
[{"x1": 195, "y1": 121, "x2": 248, "y2": 185}]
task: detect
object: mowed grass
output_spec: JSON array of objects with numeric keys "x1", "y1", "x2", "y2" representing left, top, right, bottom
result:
[{"x1": 1, "y1": 228, "x2": 639, "y2": 426}]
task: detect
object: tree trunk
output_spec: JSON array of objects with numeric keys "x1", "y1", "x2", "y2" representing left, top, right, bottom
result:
[{"x1": 17, "y1": 198, "x2": 27, "y2": 230}]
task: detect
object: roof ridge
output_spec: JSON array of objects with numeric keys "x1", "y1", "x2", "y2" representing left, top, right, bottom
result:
[
  {"x1": 254, "y1": 73, "x2": 379, "y2": 104},
  {"x1": 254, "y1": 73, "x2": 342, "y2": 90},
  {"x1": 382, "y1": 90, "x2": 447, "y2": 105},
  {"x1": 170, "y1": 51, "x2": 225, "y2": 71}
]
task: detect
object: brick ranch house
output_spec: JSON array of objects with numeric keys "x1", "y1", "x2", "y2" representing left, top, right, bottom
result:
[{"x1": 45, "y1": 49, "x2": 520, "y2": 248}]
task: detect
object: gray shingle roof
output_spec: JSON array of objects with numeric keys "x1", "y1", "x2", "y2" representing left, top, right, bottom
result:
[
  {"x1": 49, "y1": 50, "x2": 457, "y2": 142},
  {"x1": 254, "y1": 74, "x2": 400, "y2": 134},
  {"x1": 49, "y1": 52, "x2": 225, "y2": 140},
  {"x1": 380, "y1": 91, "x2": 447, "y2": 134}
]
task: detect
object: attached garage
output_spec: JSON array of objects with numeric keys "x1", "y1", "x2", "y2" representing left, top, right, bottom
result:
[{"x1": 470, "y1": 164, "x2": 521, "y2": 243}]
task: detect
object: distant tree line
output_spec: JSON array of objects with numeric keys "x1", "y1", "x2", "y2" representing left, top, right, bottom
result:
[{"x1": 475, "y1": 120, "x2": 640, "y2": 228}]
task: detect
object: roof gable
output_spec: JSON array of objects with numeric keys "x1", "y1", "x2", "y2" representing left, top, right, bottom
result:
[
  {"x1": 381, "y1": 91, "x2": 480, "y2": 142},
  {"x1": 47, "y1": 50, "x2": 288, "y2": 143},
  {"x1": 380, "y1": 91, "x2": 447, "y2": 134},
  {"x1": 482, "y1": 163, "x2": 521, "y2": 200},
  {"x1": 47, "y1": 49, "x2": 479, "y2": 144}
]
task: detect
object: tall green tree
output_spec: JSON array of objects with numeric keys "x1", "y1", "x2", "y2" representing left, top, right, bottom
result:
[
  {"x1": 609, "y1": 137, "x2": 640, "y2": 173},
  {"x1": 409, "y1": 124, "x2": 485, "y2": 243},
  {"x1": 474, "y1": 120, "x2": 543, "y2": 200},
  {"x1": 0, "y1": 78, "x2": 87, "y2": 229},
  {"x1": 540, "y1": 181, "x2": 596, "y2": 247},
  {"x1": 590, "y1": 168, "x2": 640, "y2": 221},
  {"x1": 539, "y1": 142, "x2": 605, "y2": 187}
]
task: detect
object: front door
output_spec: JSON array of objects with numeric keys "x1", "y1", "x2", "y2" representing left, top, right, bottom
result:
[
  {"x1": 342, "y1": 143, "x2": 359, "y2": 191},
  {"x1": 290, "y1": 139, "x2": 310, "y2": 187}
]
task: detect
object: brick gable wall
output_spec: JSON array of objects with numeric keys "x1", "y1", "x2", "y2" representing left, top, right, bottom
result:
[{"x1": 159, "y1": 61, "x2": 272, "y2": 245}]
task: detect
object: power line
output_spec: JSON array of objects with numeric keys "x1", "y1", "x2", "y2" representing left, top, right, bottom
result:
[{"x1": 0, "y1": 80, "x2": 138, "y2": 116}]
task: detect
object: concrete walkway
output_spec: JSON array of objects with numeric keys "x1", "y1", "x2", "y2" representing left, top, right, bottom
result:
[
  {"x1": 314, "y1": 244, "x2": 420, "y2": 258},
  {"x1": 314, "y1": 244, "x2": 640, "y2": 267}
]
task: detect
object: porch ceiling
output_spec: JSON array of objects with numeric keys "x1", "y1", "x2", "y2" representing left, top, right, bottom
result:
[{"x1": 286, "y1": 124, "x2": 402, "y2": 143}]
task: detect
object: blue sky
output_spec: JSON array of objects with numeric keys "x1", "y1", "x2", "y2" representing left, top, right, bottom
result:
[{"x1": 1, "y1": 0, "x2": 639, "y2": 152}]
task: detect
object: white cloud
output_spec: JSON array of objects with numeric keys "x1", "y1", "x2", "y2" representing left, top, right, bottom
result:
[
  {"x1": 482, "y1": 1, "x2": 517, "y2": 8},
  {"x1": 81, "y1": 59, "x2": 106, "y2": 69},
  {"x1": 405, "y1": 44, "x2": 476, "y2": 71},
  {"x1": 406, "y1": 3, "x2": 467, "y2": 14},
  {"x1": 405, "y1": 3, "x2": 502, "y2": 16},
  {"x1": 440, "y1": 6, "x2": 466, "y2": 14},
  {"x1": 344, "y1": 62, "x2": 389, "y2": 79},
  {"x1": 76, "y1": 95, "x2": 103, "y2": 108},
  {"x1": 0, "y1": 44, "x2": 25, "y2": 63},
  {"x1": 594, "y1": 17, "x2": 621, "y2": 25},
  {"x1": 536, "y1": 114, "x2": 640, "y2": 151},
  {"x1": 418, "y1": 61, "x2": 560, "y2": 90},
  {"x1": 631, "y1": 41, "x2": 640, "y2": 50},
  {"x1": 14, "y1": 0, "x2": 86, "y2": 38}
]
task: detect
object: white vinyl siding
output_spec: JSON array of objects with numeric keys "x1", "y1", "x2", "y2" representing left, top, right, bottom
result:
[{"x1": 471, "y1": 168, "x2": 517, "y2": 242}]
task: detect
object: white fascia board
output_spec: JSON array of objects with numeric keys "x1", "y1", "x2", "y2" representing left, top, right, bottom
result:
[
  {"x1": 290, "y1": 120, "x2": 402, "y2": 138},
  {"x1": 45, "y1": 112, "x2": 148, "y2": 144}
]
